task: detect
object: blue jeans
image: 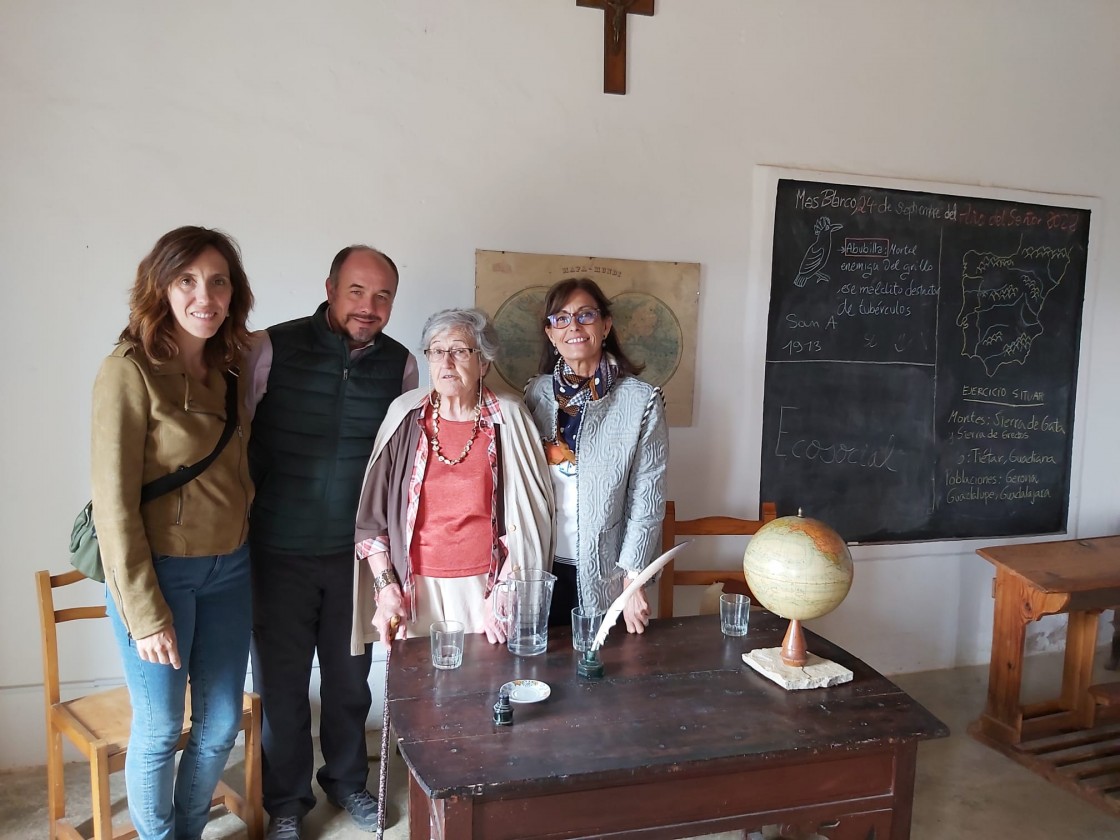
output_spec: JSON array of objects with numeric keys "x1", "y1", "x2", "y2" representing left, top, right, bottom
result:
[{"x1": 107, "y1": 544, "x2": 251, "y2": 840}]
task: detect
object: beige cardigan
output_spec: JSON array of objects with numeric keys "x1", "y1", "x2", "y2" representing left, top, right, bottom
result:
[{"x1": 349, "y1": 387, "x2": 554, "y2": 653}]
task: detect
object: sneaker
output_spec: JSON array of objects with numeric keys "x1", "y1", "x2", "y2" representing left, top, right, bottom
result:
[
  {"x1": 329, "y1": 788, "x2": 380, "y2": 832},
  {"x1": 266, "y1": 815, "x2": 302, "y2": 840}
]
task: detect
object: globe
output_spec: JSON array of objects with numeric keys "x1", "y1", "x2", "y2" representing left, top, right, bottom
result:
[
  {"x1": 744, "y1": 514, "x2": 853, "y2": 620},
  {"x1": 743, "y1": 514, "x2": 853, "y2": 667}
]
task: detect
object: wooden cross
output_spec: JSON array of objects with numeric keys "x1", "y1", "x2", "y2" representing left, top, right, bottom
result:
[{"x1": 577, "y1": 0, "x2": 655, "y2": 95}]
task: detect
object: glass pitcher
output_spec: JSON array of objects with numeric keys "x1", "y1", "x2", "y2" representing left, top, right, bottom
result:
[{"x1": 491, "y1": 569, "x2": 557, "y2": 656}]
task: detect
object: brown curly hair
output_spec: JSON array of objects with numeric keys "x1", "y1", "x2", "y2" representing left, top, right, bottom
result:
[{"x1": 119, "y1": 226, "x2": 254, "y2": 369}]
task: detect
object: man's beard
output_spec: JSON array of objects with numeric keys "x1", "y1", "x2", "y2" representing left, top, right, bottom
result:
[{"x1": 344, "y1": 315, "x2": 382, "y2": 345}]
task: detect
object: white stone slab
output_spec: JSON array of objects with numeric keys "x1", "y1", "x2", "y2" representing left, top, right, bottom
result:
[{"x1": 743, "y1": 647, "x2": 854, "y2": 690}]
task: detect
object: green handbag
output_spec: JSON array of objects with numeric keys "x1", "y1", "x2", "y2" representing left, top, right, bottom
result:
[
  {"x1": 69, "y1": 371, "x2": 239, "y2": 582},
  {"x1": 69, "y1": 501, "x2": 103, "y2": 581}
]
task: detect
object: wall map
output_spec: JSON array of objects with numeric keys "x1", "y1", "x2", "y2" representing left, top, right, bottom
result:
[{"x1": 475, "y1": 250, "x2": 700, "y2": 426}]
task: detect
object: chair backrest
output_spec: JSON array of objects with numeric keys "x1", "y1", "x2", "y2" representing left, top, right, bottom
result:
[
  {"x1": 36, "y1": 569, "x2": 108, "y2": 707},
  {"x1": 657, "y1": 500, "x2": 778, "y2": 618}
]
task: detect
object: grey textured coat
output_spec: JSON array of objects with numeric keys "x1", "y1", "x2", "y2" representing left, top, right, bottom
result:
[{"x1": 524, "y1": 374, "x2": 668, "y2": 614}]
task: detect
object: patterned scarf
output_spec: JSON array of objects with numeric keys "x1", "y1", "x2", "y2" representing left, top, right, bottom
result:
[{"x1": 546, "y1": 355, "x2": 617, "y2": 466}]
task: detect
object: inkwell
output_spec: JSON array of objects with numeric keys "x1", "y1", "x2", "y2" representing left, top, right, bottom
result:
[
  {"x1": 493, "y1": 688, "x2": 513, "y2": 725},
  {"x1": 576, "y1": 543, "x2": 689, "y2": 680},
  {"x1": 577, "y1": 648, "x2": 604, "y2": 680}
]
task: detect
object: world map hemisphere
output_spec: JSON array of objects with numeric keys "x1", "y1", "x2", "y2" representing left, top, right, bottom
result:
[{"x1": 490, "y1": 287, "x2": 684, "y2": 391}]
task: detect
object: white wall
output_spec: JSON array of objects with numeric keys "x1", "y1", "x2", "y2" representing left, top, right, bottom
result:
[{"x1": 3, "y1": 0, "x2": 1118, "y2": 769}]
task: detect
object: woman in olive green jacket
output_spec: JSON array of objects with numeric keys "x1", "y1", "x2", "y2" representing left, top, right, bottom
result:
[{"x1": 90, "y1": 226, "x2": 255, "y2": 840}]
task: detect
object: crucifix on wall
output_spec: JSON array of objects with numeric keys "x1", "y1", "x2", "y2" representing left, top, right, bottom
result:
[{"x1": 577, "y1": 0, "x2": 655, "y2": 95}]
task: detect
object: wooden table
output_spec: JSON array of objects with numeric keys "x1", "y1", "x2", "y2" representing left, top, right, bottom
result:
[
  {"x1": 387, "y1": 611, "x2": 947, "y2": 840},
  {"x1": 973, "y1": 536, "x2": 1120, "y2": 746}
]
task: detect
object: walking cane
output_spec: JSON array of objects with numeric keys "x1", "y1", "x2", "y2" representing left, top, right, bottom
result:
[{"x1": 376, "y1": 616, "x2": 399, "y2": 840}]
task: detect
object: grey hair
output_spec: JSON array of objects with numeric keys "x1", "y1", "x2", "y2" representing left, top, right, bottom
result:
[{"x1": 420, "y1": 308, "x2": 501, "y2": 364}]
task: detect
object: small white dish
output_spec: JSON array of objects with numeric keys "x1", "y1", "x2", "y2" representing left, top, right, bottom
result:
[{"x1": 501, "y1": 679, "x2": 551, "y2": 704}]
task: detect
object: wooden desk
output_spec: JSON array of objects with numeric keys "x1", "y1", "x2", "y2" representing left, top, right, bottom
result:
[
  {"x1": 387, "y1": 612, "x2": 947, "y2": 840},
  {"x1": 973, "y1": 536, "x2": 1120, "y2": 746}
]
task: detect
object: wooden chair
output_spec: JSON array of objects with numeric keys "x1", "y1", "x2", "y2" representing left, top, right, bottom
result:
[
  {"x1": 657, "y1": 501, "x2": 778, "y2": 618},
  {"x1": 1107, "y1": 609, "x2": 1120, "y2": 671},
  {"x1": 35, "y1": 569, "x2": 264, "y2": 840}
]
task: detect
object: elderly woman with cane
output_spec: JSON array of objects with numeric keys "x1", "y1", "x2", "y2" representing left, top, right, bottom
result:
[
  {"x1": 351, "y1": 308, "x2": 553, "y2": 833},
  {"x1": 350, "y1": 307, "x2": 553, "y2": 647},
  {"x1": 350, "y1": 307, "x2": 554, "y2": 834}
]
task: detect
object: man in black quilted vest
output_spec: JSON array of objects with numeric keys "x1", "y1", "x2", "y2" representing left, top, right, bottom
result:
[{"x1": 247, "y1": 246, "x2": 418, "y2": 840}]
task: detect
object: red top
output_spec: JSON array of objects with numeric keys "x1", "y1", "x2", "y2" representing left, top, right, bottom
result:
[{"x1": 412, "y1": 413, "x2": 493, "y2": 578}]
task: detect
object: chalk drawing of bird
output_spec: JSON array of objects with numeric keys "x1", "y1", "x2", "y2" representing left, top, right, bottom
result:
[{"x1": 793, "y1": 217, "x2": 844, "y2": 287}]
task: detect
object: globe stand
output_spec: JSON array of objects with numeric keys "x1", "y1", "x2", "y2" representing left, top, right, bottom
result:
[
  {"x1": 781, "y1": 618, "x2": 808, "y2": 667},
  {"x1": 744, "y1": 617, "x2": 853, "y2": 691}
]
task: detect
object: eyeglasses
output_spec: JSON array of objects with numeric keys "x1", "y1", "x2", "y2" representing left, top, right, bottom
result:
[
  {"x1": 546, "y1": 308, "x2": 601, "y2": 329},
  {"x1": 424, "y1": 347, "x2": 479, "y2": 363}
]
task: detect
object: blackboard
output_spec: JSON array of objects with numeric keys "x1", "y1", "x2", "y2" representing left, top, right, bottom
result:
[{"x1": 760, "y1": 177, "x2": 1090, "y2": 543}]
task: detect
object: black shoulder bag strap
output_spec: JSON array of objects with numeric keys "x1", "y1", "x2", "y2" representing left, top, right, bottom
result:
[{"x1": 139, "y1": 370, "x2": 239, "y2": 503}]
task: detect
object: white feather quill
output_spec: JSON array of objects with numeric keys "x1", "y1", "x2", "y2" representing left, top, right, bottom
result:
[{"x1": 590, "y1": 542, "x2": 692, "y2": 651}]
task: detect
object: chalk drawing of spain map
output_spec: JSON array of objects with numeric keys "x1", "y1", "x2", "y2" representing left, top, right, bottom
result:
[{"x1": 956, "y1": 243, "x2": 1073, "y2": 376}]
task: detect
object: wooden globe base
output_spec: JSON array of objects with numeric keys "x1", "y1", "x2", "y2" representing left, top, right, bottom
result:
[
  {"x1": 780, "y1": 618, "x2": 808, "y2": 667},
  {"x1": 745, "y1": 619, "x2": 854, "y2": 691}
]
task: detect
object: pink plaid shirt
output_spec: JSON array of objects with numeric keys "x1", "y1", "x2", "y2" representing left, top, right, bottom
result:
[{"x1": 356, "y1": 389, "x2": 506, "y2": 591}]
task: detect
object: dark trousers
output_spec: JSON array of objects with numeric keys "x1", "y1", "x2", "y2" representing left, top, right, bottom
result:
[
  {"x1": 548, "y1": 562, "x2": 579, "y2": 627},
  {"x1": 250, "y1": 546, "x2": 373, "y2": 818}
]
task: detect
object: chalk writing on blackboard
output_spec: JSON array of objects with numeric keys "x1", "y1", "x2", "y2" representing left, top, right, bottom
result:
[{"x1": 760, "y1": 178, "x2": 1089, "y2": 543}]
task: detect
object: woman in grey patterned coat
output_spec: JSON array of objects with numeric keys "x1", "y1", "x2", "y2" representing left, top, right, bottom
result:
[{"x1": 524, "y1": 278, "x2": 668, "y2": 633}]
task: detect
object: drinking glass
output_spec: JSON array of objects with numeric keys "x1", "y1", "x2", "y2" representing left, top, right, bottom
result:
[
  {"x1": 430, "y1": 620, "x2": 465, "y2": 669},
  {"x1": 571, "y1": 607, "x2": 604, "y2": 652},
  {"x1": 720, "y1": 593, "x2": 750, "y2": 637}
]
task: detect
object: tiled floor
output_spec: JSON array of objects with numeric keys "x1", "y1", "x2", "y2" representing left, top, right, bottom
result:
[{"x1": 3, "y1": 650, "x2": 1118, "y2": 839}]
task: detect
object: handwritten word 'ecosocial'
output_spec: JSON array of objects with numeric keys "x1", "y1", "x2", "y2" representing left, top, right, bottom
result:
[{"x1": 773, "y1": 406, "x2": 898, "y2": 472}]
